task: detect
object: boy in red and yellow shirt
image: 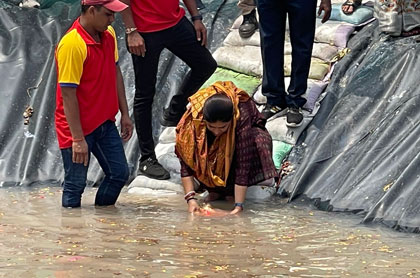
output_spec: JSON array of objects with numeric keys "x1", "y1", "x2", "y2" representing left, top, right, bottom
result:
[{"x1": 55, "y1": 0, "x2": 133, "y2": 208}]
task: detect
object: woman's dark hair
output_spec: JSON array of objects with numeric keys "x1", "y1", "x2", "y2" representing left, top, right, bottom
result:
[{"x1": 203, "y1": 94, "x2": 233, "y2": 123}]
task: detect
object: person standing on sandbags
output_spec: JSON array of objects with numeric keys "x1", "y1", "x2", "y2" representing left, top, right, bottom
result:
[
  {"x1": 258, "y1": 0, "x2": 331, "y2": 127},
  {"x1": 55, "y1": 0, "x2": 133, "y2": 208},
  {"x1": 120, "y1": 0, "x2": 217, "y2": 180}
]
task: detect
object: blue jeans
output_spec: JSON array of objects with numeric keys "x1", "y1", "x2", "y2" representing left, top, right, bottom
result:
[
  {"x1": 257, "y1": 0, "x2": 317, "y2": 108},
  {"x1": 61, "y1": 121, "x2": 129, "y2": 208}
]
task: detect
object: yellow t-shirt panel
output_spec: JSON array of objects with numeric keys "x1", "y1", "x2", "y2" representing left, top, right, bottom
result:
[{"x1": 56, "y1": 29, "x2": 87, "y2": 87}]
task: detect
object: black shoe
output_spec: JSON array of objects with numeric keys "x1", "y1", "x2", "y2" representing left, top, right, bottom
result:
[
  {"x1": 138, "y1": 157, "x2": 170, "y2": 180},
  {"x1": 261, "y1": 104, "x2": 285, "y2": 120},
  {"x1": 160, "y1": 108, "x2": 182, "y2": 127},
  {"x1": 239, "y1": 9, "x2": 258, "y2": 39},
  {"x1": 286, "y1": 107, "x2": 304, "y2": 127}
]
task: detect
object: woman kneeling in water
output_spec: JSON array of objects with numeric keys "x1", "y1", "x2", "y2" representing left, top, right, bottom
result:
[{"x1": 175, "y1": 81, "x2": 277, "y2": 215}]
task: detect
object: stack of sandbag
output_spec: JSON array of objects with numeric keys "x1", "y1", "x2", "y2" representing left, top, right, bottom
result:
[{"x1": 212, "y1": 3, "x2": 375, "y2": 172}]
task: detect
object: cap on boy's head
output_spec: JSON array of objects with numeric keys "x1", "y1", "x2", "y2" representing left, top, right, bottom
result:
[{"x1": 81, "y1": 0, "x2": 128, "y2": 12}]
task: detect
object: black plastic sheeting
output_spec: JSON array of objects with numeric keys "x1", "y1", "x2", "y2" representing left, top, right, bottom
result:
[
  {"x1": 280, "y1": 21, "x2": 420, "y2": 232},
  {"x1": 0, "y1": 0, "x2": 239, "y2": 186}
]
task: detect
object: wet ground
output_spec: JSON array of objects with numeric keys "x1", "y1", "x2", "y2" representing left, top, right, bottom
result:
[{"x1": 0, "y1": 186, "x2": 419, "y2": 278}]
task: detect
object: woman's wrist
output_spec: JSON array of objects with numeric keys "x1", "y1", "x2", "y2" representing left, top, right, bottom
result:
[
  {"x1": 125, "y1": 27, "x2": 137, "y2": 35},
  {"x1": 234, "y1": 202, "x2": 244, "y2": 210},
  {"x1": 186, "y1": 197, "x2": 197, "y2": 204},
  {"x1": 184, "y1": 191, "x2": 196, "y2": 201},
  {"x1": 72, "y1": 137, "x2": 85, "y2": 142}
]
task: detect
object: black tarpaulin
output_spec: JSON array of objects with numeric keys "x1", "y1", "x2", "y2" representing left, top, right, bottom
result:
[{"x1": 280, "y1": 21, "x2": 420, "y2": 232}]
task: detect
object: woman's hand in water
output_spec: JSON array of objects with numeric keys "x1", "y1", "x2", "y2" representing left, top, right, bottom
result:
[{"x1": 187, "y1": 199, "x2": 200, "y2": 213}]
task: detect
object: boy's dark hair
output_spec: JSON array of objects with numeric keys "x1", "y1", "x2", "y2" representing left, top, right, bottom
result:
[
  {"x1": 81, "y1": 4, "x2": 102, "y2": 14},
  {"x1": 203, "y1": 94, "x2": 234, "y2": 123}
]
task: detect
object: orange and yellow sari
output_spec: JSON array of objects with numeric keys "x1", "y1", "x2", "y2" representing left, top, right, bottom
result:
[{"x1": 175, "y1": 81, "x2": 249, "y2": 188}]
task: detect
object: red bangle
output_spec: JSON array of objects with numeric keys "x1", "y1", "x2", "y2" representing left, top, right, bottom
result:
[
  {"x1": 72, "y1": 137, "x2": 84, "y2": 142},
  {"x1": 184, "y1": 191, "x2": 196, "y2": 200}
]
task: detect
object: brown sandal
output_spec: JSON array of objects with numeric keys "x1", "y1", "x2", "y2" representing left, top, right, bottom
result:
[{"x1": 342, "y1": 0, "x2": 362, "y2": 15}]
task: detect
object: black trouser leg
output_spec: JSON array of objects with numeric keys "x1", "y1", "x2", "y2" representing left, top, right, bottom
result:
[
  {"x1": 165, "y1": 17, "x2": 217, "y2": 118},
  {"x1": 257, "y1": 0, "x2": 287, "y2": 108},
  {"x1": 287, "y1": 0, "x2": 317, "y2": 108},
  {"x1": 257, "y1": 0, "x2": 316, "y2": 109},
  {"x1": 131, "y1": 33, "x2": 164, "y2": 161},
  {"x1": 132, "y1": 18, "x2": 216, "y2": 159}
]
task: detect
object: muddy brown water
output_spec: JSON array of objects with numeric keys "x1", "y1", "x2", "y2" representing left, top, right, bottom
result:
[{"x1": 0, "y1": 186, "x2": 419, "y2": 278}]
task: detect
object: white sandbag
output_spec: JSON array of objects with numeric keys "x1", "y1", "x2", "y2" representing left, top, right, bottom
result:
[
  {"x1": 128, "y1": 174, "x2": 183, "y2": 193},
  {"x1": 252, "y1": 86, "x2": 266, "y2": 104},
  {"x1": 158, "y1": 151, "x2": 181, "y2": 174},
  {"x1": 155, "y1": 142, "x2": 175, "y2": 160},
  {"x1": 223, "y1": 29, "x2": 261, "y2": 47},
  {"x1": 246, "y1": 185, "x2": 277, "y2": 200},
  {"x1": 311, "y1": 43, "x2": 340, "y2": 62},
  {"x1": 302, "y1": 81, "x2": 328, "y2": 113},
  {"x1": 213, "y1": 45, "x2": 263, "y2": 77},
  {"x1": 253, "y1": 78, "x2": 290, "y2": 104},
  {"x1": 19, "y1": 0, "x2": 40, "y2": 8},
  {"x1": 284, "y1": 56, "x2": 331, "y2": 81},
  {"x1": 158, "y1": 127, "x2": 176, "y2": 144},
  {"x1": 284, "y1": 42, "x2": 339, "y2": 62},
  {"x1": 324, "y1": 4, "x2": 375, "y2": 26},
  {"x1": 306, "y1": 84, "x2": 330, "y2": 117},
  {"x1": 258, "y1": 178, "x2": 276, "y2": 186},
  {"x1": 229, "y1": 39, "x2": 335, "y2": 61},
  {"x1": 128, "y1": 187, "x2": 178, "y2": 196},
  {"x1": 129, "y1": 174, "x2": 276, "y2": 199},
  {"x1": 315, "y1": 20, "x2": 355, "y2": 48},
  {"x1": 266, "y1": 112, "x2": 313, "y2": 145}
]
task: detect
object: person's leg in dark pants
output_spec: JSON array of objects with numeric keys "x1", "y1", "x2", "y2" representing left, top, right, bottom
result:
[
  {"x1": 61, "y1": 147, "x2": 90, "y2": 208},
  {"x1": 281, "y1": 0, "x2": 317, "y2": 127},
  {"x1": 91, "y1": 121, "x2": 129, "y2": 206},
  {"x1": 286, "y1": 0, "x2": 317, "y2": 109},
  {"x1": 131, "y1": 32, "x2": 163, "y2": 161},
  {"x1": 162, "y1": 17, "x2": 217, "y2": 126},
  {"x1": 131, "y1": 32, "x2": 170, "y2": 180},
  {"x1": 257, "y1": 0, "x2": 288, "y2": 119}
]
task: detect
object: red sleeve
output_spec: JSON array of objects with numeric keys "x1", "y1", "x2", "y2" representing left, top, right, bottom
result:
[{"x1": 179, "y1": 158, "x2": 195, "y2": 177}]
